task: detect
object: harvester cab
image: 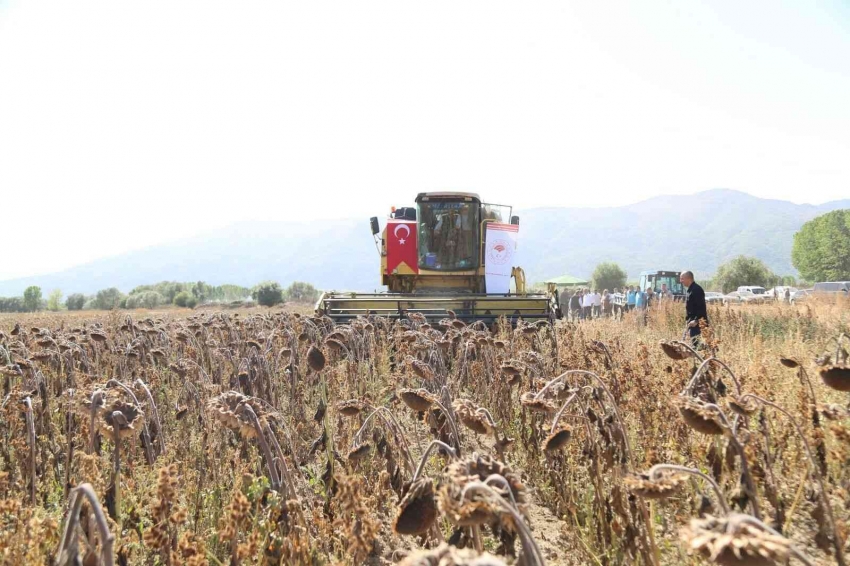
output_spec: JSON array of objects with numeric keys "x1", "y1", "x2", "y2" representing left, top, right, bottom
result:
[
  {"x1": 612, "y1": 270, "x2": 686, "y2": 312},
  {"x1": 317, "y1": 192, "x2": 558, "y2": 324},
  {"x1": 639, "y1": 270, "x2": 686, "y2": 299}
]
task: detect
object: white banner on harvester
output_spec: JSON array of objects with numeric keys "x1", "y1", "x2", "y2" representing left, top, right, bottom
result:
[{"x1": 484, "y1": 223, "x2": 518, "y2": 294}]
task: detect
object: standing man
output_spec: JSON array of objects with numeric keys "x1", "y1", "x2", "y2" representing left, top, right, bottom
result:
[
  {"x1": 680, "y1": 271, "x2": 707, "y2": 341},
  {"x1": 592, "y1": 288, "x2": 602, "y2": 318},
  {"x1": 626, "y1": 286, "x2": 636, "y2": 312},
  {"x1": 582, "y1": 289, "x2": 593, "y2": 320},
  {"x1": 569, "y1": 290, "x2": 583, "y2": 321}
]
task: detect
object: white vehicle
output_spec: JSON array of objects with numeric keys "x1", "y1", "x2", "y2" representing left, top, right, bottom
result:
[
  {"x1": 736, "y1": 286, "x2": 767, "y2": 296},
  {"x1": 765, "y1": 286, "x2": 799, "y2": 301},
  {"x1": 790, "y1": 288, "x2": 813, "y2": 305},
  {"x1": 705, "y1": 292, "x2": 725, "y2": 304},
  {"x1": 724, "y1": 290, "x2": 767, "y2": 305}
]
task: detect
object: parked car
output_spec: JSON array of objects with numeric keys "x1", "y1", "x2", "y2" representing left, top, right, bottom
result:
[
  {"x1": 723, "y1": 290, "x2": 766, "y2": 305},
  {"x1": 765, "y1": 286, "x2": 798, "y2": 301},
  {"x1": 812, "y1": 281, "x2": 850, "y2": 296},
  {"x1": 705, "y1": 292, "x2": 725, "y2": 304},
  {"x1": 737, "y1": 286, "x2": 767, "y2": 296},
  {"x1": 790, "y1": 288, "x2": 813, "y2": 305}
]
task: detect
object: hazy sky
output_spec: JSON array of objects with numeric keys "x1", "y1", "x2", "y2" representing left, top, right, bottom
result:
[{"x1": 1, "y1": 0, "x2": 848, "y2": 280}]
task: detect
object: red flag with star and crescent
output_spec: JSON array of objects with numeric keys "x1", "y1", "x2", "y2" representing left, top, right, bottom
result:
[{"x1": 386, "y1": 220, "x2": 419, "y2": 274}]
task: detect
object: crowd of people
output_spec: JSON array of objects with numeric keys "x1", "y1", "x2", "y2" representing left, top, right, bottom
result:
[
  {"x1": 559, "y1": 284, "x2": 675, "y2": 321},
  {"x1": 556, "y1": 271, "x2": 708, "y2": 347}
]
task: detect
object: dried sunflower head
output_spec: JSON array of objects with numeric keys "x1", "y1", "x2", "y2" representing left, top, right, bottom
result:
[
  {"x1": 778, "y1": 357, "x2": 799, "y2": 368},
  {"x1": 624, "y1": 470, "x2": 688, "y2": 500},
  {"x1": 500, "y1": 362, "x2": 522, "y2": 377},
  {"x1": 99, "y1": 400, "x2": 144, "y2": 439},
  {"x1": 206, "y1": 391, "x2": 267, "y2": 438},
  {"x1": 438, "y1": 454, "x2": 527, "y2": 531},
  {"x1": 306, "y1": 345, "x2": 326, "y2": 372},
  {"x1": 324, "y1": 338, "x2": 346, "y2": 352},
  {"x1": 453, "y1": 399, "x2": 495, "y2": 435},
  {"x1": 520, "y1": 392, "x2": 556, "y2": 414},
  {"x1": 818, "y1": 365, "x2": 850, "y2": 392},
  {"x1": 408, "y1": 358, "x2": 435, "y2": 380},
  {"x1": 682, "y1": 514, "x2": 792, "y2": 566},
  {"x1": 660, "y1": 340, "x2": 693, "y2": 361},
  {"x1": 399, "y1": 388, "x2": 436, "y2": 412},
  {"x1": 542, "y1": 426, "x2": 572, "y2": 451},
  {"x1": 728, "y1": 395, "x2": 759, "y2": 417},
  {"x1": 347, "y1": 443, "x2": 371, "y2": 463},
  {"x1": 336, "y1": 399, "x2": 366, "y2": 417},
  {"x1": 677, "y1": 396, "x2": 726, "y2": 436},
  {"x1": 393, "y1": 478, "x2": 438, "y2": 536}
]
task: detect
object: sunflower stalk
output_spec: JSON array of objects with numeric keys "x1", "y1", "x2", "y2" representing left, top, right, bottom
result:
[
  {"x1": 55, "y1": 483, "x2": 115, "y2": 566},
  {"x1": 740, "y1": 394, "x2": 846, "y2": 566}
]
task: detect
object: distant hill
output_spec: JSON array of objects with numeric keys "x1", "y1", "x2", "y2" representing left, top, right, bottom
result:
[
  {"x1": 1, "y1": 189, "x2": 847, "y2": 296},
  {"x1": 519, "y1": 189, "x2": 850, "y2": 283}
]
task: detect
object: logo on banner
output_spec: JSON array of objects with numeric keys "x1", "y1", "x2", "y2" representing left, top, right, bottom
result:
[{"x1": 487, "y1": 239, "x2": 513, "y2": 265}]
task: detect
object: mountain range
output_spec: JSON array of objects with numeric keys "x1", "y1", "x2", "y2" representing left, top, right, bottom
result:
[{"x1": 1, "y1": 189, "x2": 847, "y2": 296}]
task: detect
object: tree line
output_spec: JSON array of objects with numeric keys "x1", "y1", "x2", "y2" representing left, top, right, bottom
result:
[
  {"x1": 0, "y1": 280, "x2": 321, "y2": 313},
  {"x1": 579, "y1": 209, "x2": 850, "y2": 294}
]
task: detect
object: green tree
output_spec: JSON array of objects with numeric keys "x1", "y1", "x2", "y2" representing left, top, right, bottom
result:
[
  {"x1": 23, "y1": 286, "x2": 42, "y2": 312},
  {"x1": 792, "y1": 209, "x2": 850, "y2": 282},
  {"x1": 714, "y1": 256, "x2": 778, "y2": 293},
  {"x1": 252, "y1": 281, "x2": 284, "y2": 307},
  {"x1": 46, "y1": 289, "x2": 63, "y2": 311},
  {"x1": 65, "y1": 293, "x2": 86, "y2": 311},
  {"x1": 191, "y1": 281, "x2": 212, "y2": 303},
  {"x1": 284, "y1": 281, "x2": 320, "y2": 303},
  {"x1": 173, "y1": 291, "x2": 197, "y2": 308},
  {"x1": 591, "y1": 262, "x2": 627, "y2": 292},
  {"x1": 94, "y1": 287, "x2": 125, "y2": 310}
]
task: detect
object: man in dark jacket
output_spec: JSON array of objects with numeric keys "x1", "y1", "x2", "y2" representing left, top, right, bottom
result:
[{"x1": 680, "y1": 271, "x2": 707, "y2": 340}]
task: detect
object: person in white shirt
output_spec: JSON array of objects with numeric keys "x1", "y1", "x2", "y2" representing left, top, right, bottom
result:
[{"x1": 592, "y1": 289, "x2": 602, "y2": 317}]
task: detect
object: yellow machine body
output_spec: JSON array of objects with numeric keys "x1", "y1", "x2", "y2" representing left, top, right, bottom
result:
[{"x1": 317, "y1": 192, "x2": 557, "y2": 323}]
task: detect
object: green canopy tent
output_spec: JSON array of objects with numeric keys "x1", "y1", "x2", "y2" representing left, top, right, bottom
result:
[{"x1": 541, "y1": 274, "x2": 590, "y2": 288}]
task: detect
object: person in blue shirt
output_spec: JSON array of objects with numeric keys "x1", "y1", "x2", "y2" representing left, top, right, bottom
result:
[
  {"x1": 626, "y1": 286, "x2": 637, "y2": 311},
  {"x1": 635, "y1": 288, "x2": 647, "y2": 310}
]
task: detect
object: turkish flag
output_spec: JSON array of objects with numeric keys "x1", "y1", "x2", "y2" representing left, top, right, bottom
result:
[{"x1": 386, "y1": 220, "x2": 419, "y2": 274}]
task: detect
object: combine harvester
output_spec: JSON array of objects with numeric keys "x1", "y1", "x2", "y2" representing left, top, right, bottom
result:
[{"x1": 316, "y1": 192, "x2": 559, "y2": 324}]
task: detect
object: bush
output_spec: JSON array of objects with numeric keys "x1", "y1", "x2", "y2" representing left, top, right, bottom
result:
[
  {"x1": 93, "y1": 287, "x2": 125, "y2": 310},
  {"x1": 284, "y1": 281, "x2": 320, "y2": 303},
  {"x1": 714, "y1": 256, "x2": 778, "y2": 293},
  {"x1": 65, "y1": 293, "x2": 86, "y2": 311},
  {"x1": 173, "y1": 291, "x2": 197, "y2": 309},
  {"x1": 252, "y1": 281, "x2": 284, "y2": 307},
  {"x1": 591, "y1": 262, "x2": 627, "y2": 292}
]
